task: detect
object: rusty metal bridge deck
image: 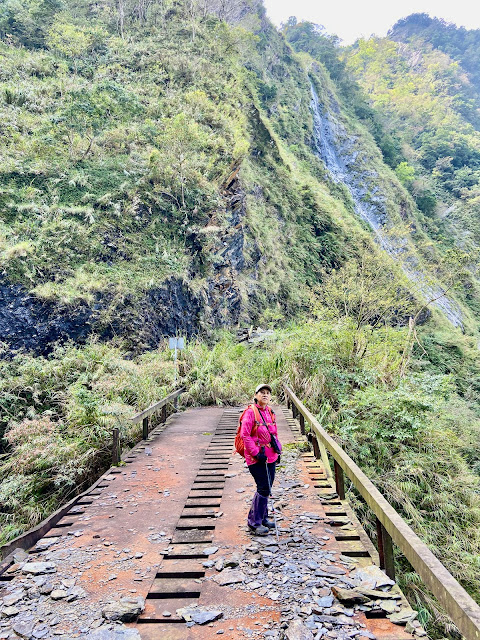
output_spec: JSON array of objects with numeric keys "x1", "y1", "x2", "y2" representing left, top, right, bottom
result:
[{"x1": 0, "y1": 404, "x2": 425, "y2": 640}]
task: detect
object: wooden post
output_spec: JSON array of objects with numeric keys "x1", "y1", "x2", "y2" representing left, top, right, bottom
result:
[
  {"x1": 376, "y1": 518, "x2": 395, "y2": 579},
  {"x1": 334, "y1": 460, "x2": 345, "y2": 500},
  {"x1": 112, "y1": 428, "x2": 120, "y2": 465},
  {"x1": 376, "y1": 517, "x2": 385, "y2": 569},
  {"x1": 142, "y1": 417, "x2": 148, "y2": 440},
  {"x1": 312, "y1": 435, "x2": 320, "y2": 460},
  {"x1": 161, "y1": 405, "x2": 167, "y2": 424},
  {"x1": 299, "y1": 414, "x2": 305, "y2": 435},
  {"x1": 382, "y1": 525, "x2": 396, "y2": 580}
]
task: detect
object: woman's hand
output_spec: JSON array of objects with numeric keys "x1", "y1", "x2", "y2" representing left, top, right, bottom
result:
[{"x1": 256, "y1": 446, "x2": 267, "y2": 464}]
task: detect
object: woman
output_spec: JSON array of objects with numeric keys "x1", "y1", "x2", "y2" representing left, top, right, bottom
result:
[{"x1": 241, "y1": 384, "x2": 282, "y2": 535}]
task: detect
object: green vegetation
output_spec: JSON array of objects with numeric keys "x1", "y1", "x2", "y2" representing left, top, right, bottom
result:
[
  {"x1": 344, "y1": 25, "x2": 480, "y2": 267},
  {"x1": 1, "y1": 3, "x2": 480, "y2": 637},
  {"x1": 0, "y1": 0, "x2": 364, "y2": 341}
]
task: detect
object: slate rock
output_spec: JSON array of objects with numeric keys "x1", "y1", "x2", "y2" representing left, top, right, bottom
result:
[
  {"x1": 388, "y1": 608, "x2": 417, "y2": 625},
  {"x1": 331, "y1": 586, "x2": 369, "y2": 603},
  {"x1": 224, "y1": 554, "x2": 240, "y2": 568},
  {"x1": 314, "y1": 595, "x2": 334, "y2": 608},
  {"x1": 351, "y1": 565, "x2": 395, "y2": 589},
  {"x1": 190, "y1": 609, "x2": 223, "y2": 625},
  {"x1": 3, "y1": 592, "x2": 24, "y2": 606},
  {"x1": 1, "y1": 605, "x2": 19, "y2": 616},
  {"x1": 214, "y1": 569, "x2": 245, "y2": 586},
  {"x1": 321, "y1": 565, "x2": 346, "y2": 575},
  {"x1": 12, "y1": 549, "x2": 29, "y2": 563},
  {"x1": 248, "y1": 581, "x2": 262, "y2": 589},
  {"x1": 67, "y1": 586, "x2": 86, "y2": 601},
  {"x1": 380, "y1": 600, "x2": 397, "y2": 614},
  {"x1": 12, "y1": 621, "x2": 34, "y2": 638},
  {"x1": 88, "y1": 628, "x2": 142, "y2": 639},
  {"x1": 177, "y1": 607, "x2": 223, "y2": 624},
  {"x1": 39, "y1": 582, "x2": 54, "y2": 595},
  {"x1": 35, "y1": 537, "x2": 59, "y2": 551},
  {"x1": 102, "y1": 596, "x2": 145, "y2": 621},
  {"x1": 357, "y1": 587, "x2": 401, "y2": 599},
  {"x1": 22, "y1": 562, "x2": 57, "y2": 575},
  {"x1": 284, "y1": 619, "x2": 314, "y2": 640},
  {"x1": 202, "y1": 546, "x2": 218, "y2": 555},
  {"x1": 50, "y1": 589, "x2": 68, "y2": 600}
]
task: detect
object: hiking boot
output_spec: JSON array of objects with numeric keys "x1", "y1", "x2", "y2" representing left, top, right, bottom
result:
[
  {"x1": 248, "y1": 524, "x2": 269, "y2": 536},
  {"x1": 262, "y1": 519, "x2": 275, "y2": 529}
]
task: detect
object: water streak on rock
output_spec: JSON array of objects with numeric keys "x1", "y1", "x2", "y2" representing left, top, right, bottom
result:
[{"x1": 310, "y1": 82, "x2": 463, "y2": 328}]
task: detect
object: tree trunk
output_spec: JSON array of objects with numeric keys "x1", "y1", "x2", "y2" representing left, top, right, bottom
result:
[{"x1": 116, "y1": 0, "x2": 125, "y2": 38}]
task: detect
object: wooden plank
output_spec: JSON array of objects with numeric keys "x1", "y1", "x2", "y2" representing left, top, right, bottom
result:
[
  {"x1": 171, "y1": 530, "x2": 213, "y2": 544},
  {"x1": 176, "y1": 518, "x2": 215, "y2": 529},
  {"x1": 180, "y1": 508, "x2": 219, "y2": 518},
  {"x1": 149, "y1": 577, "x2": 202, "y2": 596}
]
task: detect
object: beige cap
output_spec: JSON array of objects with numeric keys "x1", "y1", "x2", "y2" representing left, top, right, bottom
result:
[{"x1": 255, "y1": 384, "x2": 272, "y2": 394}]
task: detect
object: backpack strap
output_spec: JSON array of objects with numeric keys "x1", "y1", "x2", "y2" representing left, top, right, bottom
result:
[
  {"x1": 240, "y1": 405, "x2": 259, "y2": 438},
  {"x1": 253, "y1": 404, "x2": 275, "y2": 432}
]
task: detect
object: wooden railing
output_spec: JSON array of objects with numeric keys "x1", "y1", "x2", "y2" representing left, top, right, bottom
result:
[
  {"x1": 284, "y1": 384, "x2": 480, "y2": 640},
  {"x1": 1, "y1": 388, "x2": 186, "y2": 565},
  {"x1": 112, "y1": 387, "x2": 185, "y2": 464}
]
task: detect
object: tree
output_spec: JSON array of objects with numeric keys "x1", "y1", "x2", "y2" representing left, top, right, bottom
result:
[
  {"x1": 47, "y1": 18, "x2": 107, "y2": 73},
  {"x1": 0, "y1": 0, "x2": 63, "y2": 47},
  {"x1": 314, "y1": 248, "x2": 415, "y2": 332},
  {"x1": 395, "y1": 161, "x2": 415, "y2": 187},
  {"x1": 150, "y1": 112, "x2": 213, "y2": 212}
]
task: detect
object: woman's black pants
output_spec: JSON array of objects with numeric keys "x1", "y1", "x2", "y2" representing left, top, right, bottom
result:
[
  {"x1": 248, "y1": 461, "x2": 276, "y2": 497},
  {"x1": 247, "y1": 461, "x2": 276, "y2": 528}
]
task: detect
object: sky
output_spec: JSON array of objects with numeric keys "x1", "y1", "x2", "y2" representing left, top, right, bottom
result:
[{"x1": 262, "y1": 0, "x2": 480, "y2": 44}]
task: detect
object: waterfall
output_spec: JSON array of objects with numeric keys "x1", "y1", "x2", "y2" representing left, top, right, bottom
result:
[{"x1": 310, "y1": 82, "x2": 463, "y2": 328}]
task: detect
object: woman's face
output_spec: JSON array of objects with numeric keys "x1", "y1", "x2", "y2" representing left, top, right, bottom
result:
[{"x1": 255, "y1": 388, "x2": 271, "y2": 406}]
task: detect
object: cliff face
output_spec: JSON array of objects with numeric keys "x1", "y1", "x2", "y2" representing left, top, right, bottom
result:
[{"x1": 309, "y1": 81, "x2": 463, "y2": 328}]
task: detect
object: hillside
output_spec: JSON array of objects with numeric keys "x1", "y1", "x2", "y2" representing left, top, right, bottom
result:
[
  {"x1": 0, "y1": 0, "x2": 355, "y2": 356},
  {"x1": 1, "y1": 3, "x2": 480, "y2": 637},
  {"x1": 341, "y1": 16, "x2": 480, "y2": 315}
]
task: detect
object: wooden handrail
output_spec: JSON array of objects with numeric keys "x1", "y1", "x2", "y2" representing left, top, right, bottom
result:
[
  {"x1": 130, "y1": 388, "x2": 185, "y2": 424},
  {"x1": 284, "y1": 383, "x2": 480, "y2": 640},
  {"x1": 2, "y1": 387, "x2": 187, "y2": 565}
]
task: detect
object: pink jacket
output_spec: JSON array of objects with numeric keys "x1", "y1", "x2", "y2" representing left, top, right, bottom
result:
[{"x1": 240, "y1": 404, "x2": 282, "y2": 466}]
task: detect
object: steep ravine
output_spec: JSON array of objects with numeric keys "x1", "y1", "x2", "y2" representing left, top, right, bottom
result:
[{"x1": 310, "y1": 81, "x2": 464, "y2": 328}]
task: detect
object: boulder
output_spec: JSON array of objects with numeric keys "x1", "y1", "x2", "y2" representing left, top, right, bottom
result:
[
  {"x1": 102, "y1": 597, "x2": 145, "y2": 622},
  {"x1": 214, "y1": 569, "x2": 245, "y2": 586}
]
